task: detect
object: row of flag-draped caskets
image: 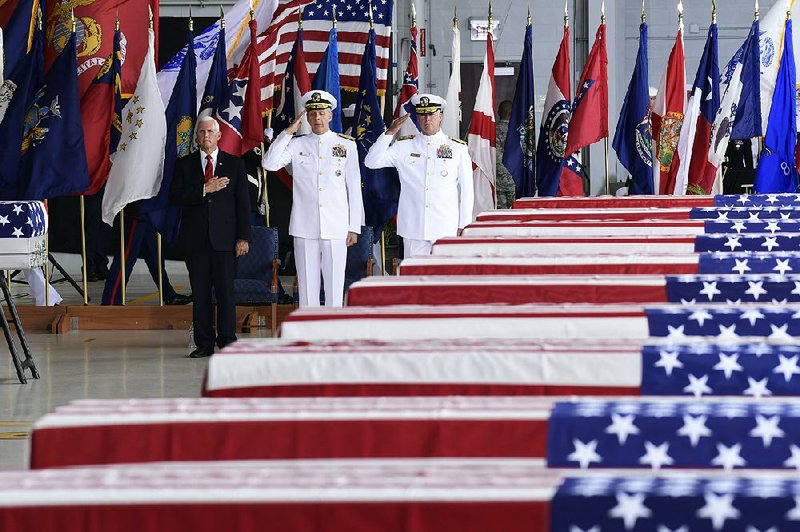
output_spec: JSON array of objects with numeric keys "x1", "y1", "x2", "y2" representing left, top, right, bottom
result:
[{"x1": 15, "y1": 194, "x2": 800, "y2": 531}]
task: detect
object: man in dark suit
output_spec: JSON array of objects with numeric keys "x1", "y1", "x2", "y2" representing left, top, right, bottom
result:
[{"x1": 170, "y1": 116, "x2": 251, "y2": 358}]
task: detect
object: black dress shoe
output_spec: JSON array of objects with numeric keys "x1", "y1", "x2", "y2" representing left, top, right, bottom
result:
[
  {"x1": 166, "y1": 293, "x2": 193, "y2": 305},
  {"x1": 188, "y1": 347, "x2": 213, "y2": 358}
]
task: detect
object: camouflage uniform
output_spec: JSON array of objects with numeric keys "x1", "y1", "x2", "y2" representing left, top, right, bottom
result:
[{"x1": 495, "y1": 120, "x2": 516, "y2": 209}]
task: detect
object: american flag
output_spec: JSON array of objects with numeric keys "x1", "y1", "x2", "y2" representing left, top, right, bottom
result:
[
  {"x1": 553, "y1": 476, "x2": 800, "y2": 530},
  {"x1": 646, "y1": 306, "x2": 800, "y2": 341},
  {"x1": 547, "y1": 399, "x2": 800, "y2": 470},
  {"x1": 691, "y1": 207, "x2": 800, "y2": 220},
  {"x1": 257, "y1": 0, "x2": 393, "y2": 112},
  {"x1": 0, "y1": 201, "x2": 47, "y2": 238},
  {"x1": 642, "y1": 343, "x2": 800, "y2": 397},
  {"x1": 700, "y1": 252, "x2": 800, "y2": 275},
  {"x1": 666, "y1": 275, "x2": 800, "y2": 304}
]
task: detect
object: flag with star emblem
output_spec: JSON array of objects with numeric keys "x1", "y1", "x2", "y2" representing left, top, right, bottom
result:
[
  {"x1": 218, "y1": 18, "x2": 264, "y2": 156},
  {"x1": 755, "y1": 17, "x2": 798, "y2": 194},
  {"x1": 138, "y1": 29, "x2": 196, "y2": 241},
  {"x1": 535, "y1": 22, "x2": 570, "y2": 197},
  {"x1": 0, "y1": 201, "x2": 47, "y2": 238},
  {"x1": 670, "y1": 21, "x2": 719, "y2": 196},
  {"x1": 18, "y1": 28, "x2": 89, "y2": 200},
  {"x1": 643, "y1": 343, "x2": 800, "y2": 397},
  {"x1": 258, "y1": 0, "x2": 393, "y2": 113},
  {"x1": 699, "y1": 252, "x2": 800, "y2": 275},
  {"x1": 562, "y1": 20, "x2": 607, "y2": 195},
  {"x1": 467, "y1": 25, "x2": 496, "y2": 216},
  {"x1": 271, "y1": 27, "x2": 311, "y2": 139},
  {"x1": 715, "y1": 193, "x2": 800, "y2": 207},
  {"x1": 553, "y1": 476, "x2": 800, "y2": 531},
  {"x1": 80, "y1": 23, "x2": 123, "y2": 196},
  {"x1": 354, "y1": 28, "x2": 398, "y2": 241},
  {"x1": 646, "y1": 306, "x2": 800, "y2": 342},
  {"x1": 548, "y1": 399, "x2": 800, "y2": 470},
  {"x1": 102, "y1": 28, "x2": 166, "y2": 226},
  {"x1": 652, "y1": 27, "x2": 686, "y2": 195},
  {"x1": 613, "y1": 19, "x2": 652, "y2": 195}
]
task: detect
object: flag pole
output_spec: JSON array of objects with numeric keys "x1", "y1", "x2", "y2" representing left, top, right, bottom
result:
[
  {"x1": 119, "y1": 210, "x2": 126, "y2": 306},
  {"x1": 156, "y1": 232, "x2": 163, "y2": 306},
  {"x1": 44, "y1": 200, "x2": 49, "y2": 307},
  {"x1": 602, "y1": 0, "x2": 610, "y2": 196},
  {"x1": 79, "y1": 196, "x2": 88, "y2": 305}
]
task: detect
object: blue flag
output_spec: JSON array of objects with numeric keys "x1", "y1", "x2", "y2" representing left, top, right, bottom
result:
[
  {"x1": 18, "y1": 29, "x2": 89, "y2": 199},
  {"x1": 2, "y1": 0, "x2": 38, "y2": 79},
  {"x1": 199, "y1": 24, "x2": 227, "y2": 119},
  {"x1": 312, "y1": 26, "x2": 343, "y2": 133},
  {"x1": 503, "y1": 22, "x2": 536, "y2": 198},
  {"x1": 731, "y1": 19, "x2": 762, "y2": 140},
  {"x1": 353, "y1": 29, "x2": 399, "y2": 241},
  {"x1": 612, "y1": 22, "x2": 653, "y2": 195},
  {"x1": 272, "y1": 29, "x2": 307, "y2": 137},
  {"x1": 140, "y1": 30, "x2": 197, "y2": 243},
  {"x1": 0, "y1": 12, "x2": 43, "y2": 199},
  {"x1": 755, "y1": 18, "x2": 798, "y2": 193},
  {"x1": 100, "y1": 27, "x2": 123, "y2": 156}
]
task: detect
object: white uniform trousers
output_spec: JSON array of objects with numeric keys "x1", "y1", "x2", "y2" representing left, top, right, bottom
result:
[
  {"x1": 294, "y1": 237, "x2": 347, "y2": 308},
  {"x1": 403, "y1": 238, "x2": 434, "y2": 259},
  {"x1": 23, "y1": 268, "x2": 62, "y2": 306}
]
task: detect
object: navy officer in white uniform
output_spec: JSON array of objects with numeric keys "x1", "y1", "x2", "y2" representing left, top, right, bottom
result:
[
  {"x1": 262, "y1": 90, "x2": 363, "y2": 307},
  {"x1": 364, "y1": 93, "x2": 473, "y2": 257}
]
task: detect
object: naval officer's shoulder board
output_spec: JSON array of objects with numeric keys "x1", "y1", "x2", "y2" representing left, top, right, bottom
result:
[
  {"x1": 337, "y1": 133, "x2": 355, "y2": 141},
  {"x1": 448, "y1": 136, "x2": 467, "y2": 145},
  {"x1": 397, "y1": 135, "x2": 415, "y2": 141}
]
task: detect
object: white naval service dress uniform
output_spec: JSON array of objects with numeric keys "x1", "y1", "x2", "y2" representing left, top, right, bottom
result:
[
  {"x1": 365, "y1": 131, "x2": 474, "y2": 257},
  {"x1": 262, "y1": 130, "x2": 363, "y2": 307}
]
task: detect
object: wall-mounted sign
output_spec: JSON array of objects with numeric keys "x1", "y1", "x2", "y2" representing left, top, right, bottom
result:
[
  {"x1": 420, "y1": 28, "x2": 426, "y2": 57},
  {"x1": 469, "y1": 19, "x2": 500, "y2": 41}
]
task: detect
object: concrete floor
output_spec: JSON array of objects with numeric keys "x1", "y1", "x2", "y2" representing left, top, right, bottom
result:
[{"x1": 0, "y1": 253, "x2": 280, "y2": 470}]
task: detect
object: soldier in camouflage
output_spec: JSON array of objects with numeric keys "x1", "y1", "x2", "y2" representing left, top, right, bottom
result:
[{"x1": 495, "y1": 100, "x2": 516, "y2": 209}]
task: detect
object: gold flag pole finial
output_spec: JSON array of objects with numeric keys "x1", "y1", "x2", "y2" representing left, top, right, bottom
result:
[
  {"x1": 454, "y1": 6, "x2": 457, "y2": 28},
  {"x1": 368, "y1": 0, "x2": 374, "y2": 28},
  {"x1": 188, "y1": 5, "x2": 193, "y2": 31},
  {"x1": 564, "y1": 0, "x2": 569, "y2": 27},
  {"x1": 712, "y1": 0, "x2": 717, "y2": 24},
  {"x1": 298, "y1": 4, "x2": 304, "y2": 29},
  {"x1": 527, "y1": 6, "x2": 532, "y2": 26},
  {"x1": 115, "y1": 13, "x2": 119, "y2": 31},
  {"x1": 148, "y1": 5, "x2": 153, "y2": 30},
  {"x1": 333, "y1": 2, "x2": 338, "y2": 27},
  {"x1": 678, "y1": 0, "x2": 684, "y2": 30},
  {"x1": 642, "y1": 0, "x2": 646, "y2": 23},
  {"x1": 220, "y1": 5, "x2": 225, "y2": 28},
  {"x1": 248, "y1": 0, "x2": 254, "y2": 20},
  {"x1": 755, "y1": 0, "x2": 760, "y2": 21},
  {"x1": 410, "y1": 3, "x2": 415, "y2": 27},
  {"x1": 788, "y1": 0, "x2": 793, "y2": 20},
  {"x1": 601, "y1": 0, "x2": 605, "y2": 24},
  {"x1": 70, "y1": 8, "x2": 75, "y2": 32},
  {"x1": 488, "y1": 2, "x2": 493, "y2": 27}
]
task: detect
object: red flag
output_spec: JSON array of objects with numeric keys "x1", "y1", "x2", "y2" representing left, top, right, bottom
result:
[
  {"x1": 559, "y1": 22, "x2": 607, "y2": 197},
  {"x1": 652, "y1": 30, "x2": 686, "y2": 195},
  {"x1": 219, "y1": 19, "x2": 265, "y2": 156},
  {"x1": 44, "y1": 0, "x2": 158, "y2": 98},
  {"x1": 241, "y1": 19, "x2": 264, "y2": 155}
]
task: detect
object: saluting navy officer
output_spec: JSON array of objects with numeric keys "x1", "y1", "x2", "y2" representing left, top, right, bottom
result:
[
  {"x1": 364, "y1": 93, "x2": 473, "y2": 258},
  {"x1": 262, "y1": 90, "x2": 363, "y2": 307}
]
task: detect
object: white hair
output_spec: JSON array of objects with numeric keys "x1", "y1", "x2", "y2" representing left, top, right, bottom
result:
[{"x1": 195, "y1": 115, "x2": 221, "y2": 134}]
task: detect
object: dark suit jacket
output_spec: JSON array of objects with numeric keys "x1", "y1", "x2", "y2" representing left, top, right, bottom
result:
[{"x1": 170, "y1": 150, "x2": 251, "y2": 252}]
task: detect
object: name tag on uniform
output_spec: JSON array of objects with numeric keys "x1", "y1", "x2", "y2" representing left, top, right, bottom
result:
[
  {"x1": 410, "y1": 153, "x2": 421, "y2": 157},
  {"x1": 332, "y1": 144, "x2": 347, "y2": 158},
  {"x1": 437, "y1": 145, "x2": 453, "y2": 159}
]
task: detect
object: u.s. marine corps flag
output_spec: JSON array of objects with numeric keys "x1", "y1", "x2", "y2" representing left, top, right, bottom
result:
[
  {"x1": 44, "y1": 0, "x2": 157, "y2": 98},
  {"x1": 102, "y1": 27, "x2": 166, "y2": 226}
]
